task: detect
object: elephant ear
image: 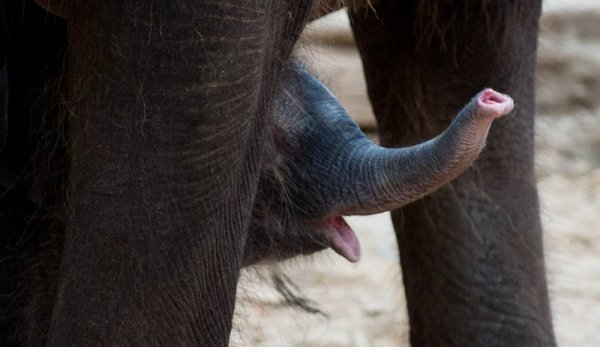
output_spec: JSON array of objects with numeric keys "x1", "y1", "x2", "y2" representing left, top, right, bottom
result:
[{"x1": 278, "y1": 64, "x2": 513, "y2": 219}]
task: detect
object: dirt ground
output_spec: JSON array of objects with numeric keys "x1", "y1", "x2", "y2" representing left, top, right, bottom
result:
[{"x1": 232, "y1": 4, "x2": 600, "y2": 346}]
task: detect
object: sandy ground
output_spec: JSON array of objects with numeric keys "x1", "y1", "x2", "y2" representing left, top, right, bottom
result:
[{"x1": 232, "y1": 5, "x2": 600, "y2": 346}]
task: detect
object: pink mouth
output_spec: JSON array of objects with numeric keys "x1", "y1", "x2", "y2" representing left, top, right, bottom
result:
[
  {"x1": 326, "y1": 216, "x2": 361, "y2": 263},
  {"x1": 477, "y1": 88, "x2": 514, "y2": 118}
]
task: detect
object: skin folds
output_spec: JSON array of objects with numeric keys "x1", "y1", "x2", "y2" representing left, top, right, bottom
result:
[{"x1": 244, "y1": 64, "x2": 513, "y2": 266}]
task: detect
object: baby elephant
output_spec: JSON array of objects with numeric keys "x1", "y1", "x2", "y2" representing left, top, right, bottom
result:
[{"x1": 243, "y1": 63, "x2": 514, "y2": 266}]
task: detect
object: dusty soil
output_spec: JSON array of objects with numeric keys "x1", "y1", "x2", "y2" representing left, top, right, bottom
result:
[{"x1": 232, "y1": 4, "x2": 600, "y2": 346}]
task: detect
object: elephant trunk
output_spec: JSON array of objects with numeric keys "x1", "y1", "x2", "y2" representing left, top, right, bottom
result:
[
  {"x1": 320, "y1": 90, "x2": 513, "y2": 217},
  {"x1": 285, "y1": 66, "x2": 512, "y2": 219}
]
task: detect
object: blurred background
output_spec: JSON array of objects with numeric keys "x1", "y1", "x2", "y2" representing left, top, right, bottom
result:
[{"x1": 232, "y1": 1, "x2": 600, "y2": 346}]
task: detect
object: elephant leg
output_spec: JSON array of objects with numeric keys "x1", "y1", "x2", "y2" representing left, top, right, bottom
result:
[
  {"x1": 350, "y1": 1, "x2": 555, "y2": 345},
  {"x1": 49, "y1": 1, "x2": 311, "y2": 345}
]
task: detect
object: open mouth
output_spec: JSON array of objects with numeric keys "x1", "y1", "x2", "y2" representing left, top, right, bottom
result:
[{"x1": 325, "y1": 216, "x2": 361, "y2": 262}]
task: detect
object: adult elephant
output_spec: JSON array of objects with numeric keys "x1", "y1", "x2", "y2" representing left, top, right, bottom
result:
[{"x1": 0, "y1": 0, "x2": 554, "y2": 346}]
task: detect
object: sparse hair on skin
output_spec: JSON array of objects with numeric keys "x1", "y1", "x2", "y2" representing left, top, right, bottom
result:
[{"x1": 7, "y1": 4, "x2": 343, "y2": 342}]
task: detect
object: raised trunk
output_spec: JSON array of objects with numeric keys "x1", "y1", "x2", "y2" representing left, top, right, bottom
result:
[
  {"x1": 339, "y1": 89, "x2": 512, "y2": 215},
  {"x1": 289, "y1": 67, "x2": 512, "y2": 218}
]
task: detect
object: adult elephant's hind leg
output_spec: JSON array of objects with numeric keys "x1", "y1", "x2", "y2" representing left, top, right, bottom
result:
[{"x1": 350, "y1": 1, "x2": 555, "y2": 345}]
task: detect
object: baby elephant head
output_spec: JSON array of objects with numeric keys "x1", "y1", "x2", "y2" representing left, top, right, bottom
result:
[{"x1": 243, "y1": 63, "x2": 513, "y2": 266}]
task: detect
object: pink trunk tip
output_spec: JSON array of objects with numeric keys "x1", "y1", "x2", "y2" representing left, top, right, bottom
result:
[{"x1": 477, "y1": 88, "x2": 514, "y2": 118}]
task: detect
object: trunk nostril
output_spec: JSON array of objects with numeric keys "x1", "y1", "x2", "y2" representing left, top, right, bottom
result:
[
  {"x1": 479, "y1": 88, "x2": 508, "y2": 104},
  {"x1": 477, "y1": 88, "x2": 514, "y2": 117}
]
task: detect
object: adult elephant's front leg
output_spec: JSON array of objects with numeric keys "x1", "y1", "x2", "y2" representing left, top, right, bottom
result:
[
  {"x1": 48, "y1": 2, "x2": 287, "y2": 345},
  {"x1": 350, "y1": 1, "x2": 555, "y2": 345}
]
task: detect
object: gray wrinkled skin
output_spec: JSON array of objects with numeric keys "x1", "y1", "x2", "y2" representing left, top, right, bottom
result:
[{"x1": 0, "y1": 0, "x2": 554, "y2": 346}]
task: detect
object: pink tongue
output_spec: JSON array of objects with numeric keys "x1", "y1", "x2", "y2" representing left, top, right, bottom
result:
[{"x1": 328, "y1": 217, "x2": 361, "y2": 263}]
